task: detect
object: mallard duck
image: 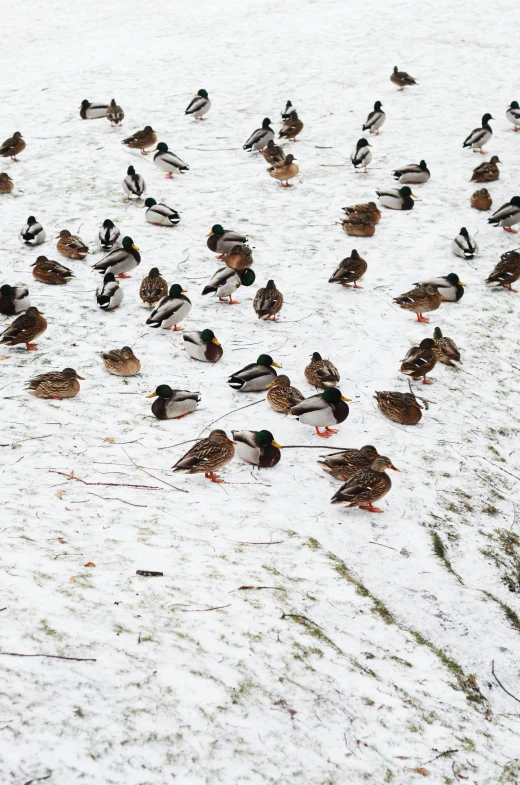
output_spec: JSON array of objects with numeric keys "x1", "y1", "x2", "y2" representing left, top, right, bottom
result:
[
  {"x1": 123, "y1": 165, "x2": 146, "y2": 199},
  {"x1": 96, "y1": 273, "x2": 123, "y2": 310},
  {"x1": 318, "y1": 445, "x2": 379, "y2": 480},
  {"x1": 486, "y1": 250, "x2": 520, "y2": 292},
  {"x1": 393, "y1": 160, "x2": 430, "y2": 184},
  {"x1": 142, "y1": 198, "x2": 180, "y2": 225},
  {"x1": 433, "y1": 327, "x2": 461, "y2": 366},
  {"x1": 471, "y1": 188, "x2": 492, "y2": 211},
  {"x1": 261, "y1": 139, "x2": 285, "y2": 165},
  {"x1": 223, "y1": 244, "x2": 253, "y2": 270},
  {"x1": 93, "y1": 236, "x2": 140, "y2": 278},
  {"x1": 99, "y1": 219, "x2": 121, "y2": 250},
  {"x1": 363, "y1": 101, "x2": 385, "y2": 134},
  {"x1": 279, "y1": 111, "x2": 303, "y2": 141},
  {"x1": 488, "y1": 197, "x2": 520, "y2": 232},
  {"x1": 182, "y1": 329, "x2": 223, "y2": 363},
  {"x1": 122, "y1": 126, "x2": 157, "y2": 155},
  {"x1": 377, "y1": 186, "x2": 416, "y2": 210},
  {"x1": 506, "y1": 101, "x2": 520, "y2": 130},
  {"x1": 185, "y1": 89, "x2": 211, "y2": 119},
  {"x1": 267, "y1": 154, "x2": 299, "y2": 187},
  {"x1": 57, "y1": 230, "x2": 88, "y2": 260},
  {"x1": 20, "y1": 216, "x2": 45, "y2": 246},
  {"x1": 243, "y1": 118, "x2": 274, "y2": 152},
  {"x1": 0, "y1": 284, "x2": 30, "y2": 315},
  {"x1": 330, "y1": 456, "x2": 399, "y2": 512},
  {"x1": 228, "y1": 354, "x2": 281, "y2": 392},
  {"x1": 202, "y1": 267, "x2": 255, "y2": 304},
  {"x1": 451, "y1": 227, "x2": 478, "y2": 258},
  {"x1": 147, "y1": 385, "x2": 200, "y2": 420},
  {"x1": 0, "y1": 306, "x2": 47, "y2": 350},
  {"x1": 172, "y1": 429, "x2": 235, "y2": 483},
  {"x1": 153, "y1": 142, "x2": 189, "y2": 177},
  {"x1": 266, "y1": 375, "x2": 304, "y2": 413},
  {"x1": 0, "y1": 132, "x2": 25, "y2": 161},
  {"x1": 329, "y1": 250, "x2": 367, "y2": 288},
  {"x1": 106, "y1": 99, "x2": 124, "y2": 125},
  {"x1": 342, "y1": 214, "x2": 375, "y2": 237},
  {"x1": 390, "y1": 66, "x2": 417, "y2": 90},
  {"x1": 400, "y1": 338, "x2": 437, "y2": 384},
  {"x1": 463, "y1": 114, "x2": 493, "y2": 153},
  {"x1": 374, "y1": 389, "x2": 426, "y2": 424},
  {"x1": 146, "y1": 284, "x2": 191, "y2": 329},
  {"x1": 0, "y1": 172, "x2": 13, "y2": 193},
  {"x1": 232, "y1": 430, "x2": 282, "y2": 467},
  {"x1": 27, "y1": 368, "x2": 84, "y2": 399},
  {"x1": 139, "y1": 267, "x2": 168, "y2": 307},
  {"x1": 79, "y1": 100, "x2": 108, "y2": 119},
  {"x1": 102, "y1": 346, "x2": 141, "y2": 376},
  {"x1": 351, "y1": 138, "x2": 372, "y2": 172},
  {"x1": 470, "y1": 156, "x2": 500, "y2": 183},
  {"x1": 414, "y1": 273, "x2": 465, "y2": 302},
  {"x1": 305, "y1": 352, "x2": 340, "y2": 388},
  {"x1": 342, "y1": 202, "x2": 381, "y2": 224},
  {"x1": 291, "y1": 387, "x2": 350, "y2": 437},
  {"x1": 253, "y1": 279, "x2": 283, "y2": 320},
  {"x1": 394, "y1": 285, "x2": 442, "y2": 322},
  {"x1": 282, "y1": 101, "x2": 296, "y2": 119},
  {"x1": 207, "y1": 224, "x2": 247, "y2": 257},
  {"x1": 32, "y1": 256, "x2": 74, "y2": 285}
]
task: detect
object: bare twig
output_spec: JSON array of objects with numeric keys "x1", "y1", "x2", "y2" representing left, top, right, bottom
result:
[
  {"x1": 121, "y1": 448, "x2": 188, "y2": 493},
  {"x1": 49, "y1": 470, "x2": 161, "y2": 491},
  {"x1": 23, "y1": 775, "x2": 52, "y2": 785},
  {"x1": 158, "y1": 438, "x2": 200, "y2": 451},
  {"x1": 180, "y1": 604, "x2": 231, "y2": 613},
  {"x1": 369, "y1": 541, "x2": 398, "y2": 551},
  {"x1": 197, "y1": 400, "x2": 263, "y2": 437},
  {"x1": 491, "y1": 660, "x2": 520, "y2": 704},
  {"x1": 237, "y1": 540, "x2": 284, "y2": 545},
  {"x1": 0, "y1": 652, "x2": 96, "y2": 662},
  {"x1": 236, "y1": 586, "x2": 285, "y2": 591},
  {"x1": 87, "y1": 492, "x2": 147, "y2": 508},
  {"x1": 424, "y1": 749, "x2": 458, "y2": 764}
]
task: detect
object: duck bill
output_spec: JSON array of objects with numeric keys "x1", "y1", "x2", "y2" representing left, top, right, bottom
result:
[
  {"x1": 341, "y1": 396, "x2": 352, "y2": 402},
  {"x1": 265, "y1": 380, "x2": 277, "y2": 388},
  {"x1": 131, "y1": 243, "x2": 139, "y2": 250},
  {"x1": 411, "y1": 193, "x2": 418, "y2": 198},
  {"x1": 211, "y1": 338, "x2": 221, "y2": 346},
  {"x1": 146, "y1": 391, "x2": 158, "y2": 398},
  {"x1": 227, "y1": 438, "x2": 237, "y2": 445},
  {"x1": 75, "y1": 374, "x2": 85, "y2": 380},
  {"x1": 272, "y1": 362, "x2": 282, "y2": 368},
  {"x1": 271, "y1": 440, "x2": 282, "y2": 449},
  {"x1": 140, "y1": 204, "x2": 147, "y2": 209},
  {"x1": 389, "y1": 464, "x2": 400, "y2": 471},
  {"x1": 206, "y1": 231, "x2": 214, "y2": 237},
  {"x1": 459, "y1": 281, "x2": 466, "y2": 286},
  {"x1": 181, "y1": 288, "x2": 187, "y2": 293}
]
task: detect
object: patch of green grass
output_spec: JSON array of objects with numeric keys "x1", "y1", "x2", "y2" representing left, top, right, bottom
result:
[
  {"x1": 430, "y1": 531, "x2": 464, "y2": 584},
  {"x1": 409, "y1": 631, "x2": 484, "y2": 703},
  {"x1": 483, "y1": 591, "x2": 520, "y2": 631},
  {"x1": 326, "y1": 551, "x2": 395, "y2": 624}
]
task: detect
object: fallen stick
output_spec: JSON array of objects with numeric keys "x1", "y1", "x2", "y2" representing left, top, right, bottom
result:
[
  {"x1": 0, "y1": 652, "x2": 96, "y2": 662},
  {"x1": 49, "y1": 470, "x2": 161, "y2": 491},
  {"x1": 491, "y1": 660, "x2": 520, "y2": 704},
  {"x1": 136, "y1": 570, "x2": 163, "y2": 577},
  {"x1": 181, "y1": 604, "x2": 231, "y2": 613},
  {"x1": 237, "y1": 586, "x2": 285, "y2": 591},
  {"x1": 158, "y1": 438, "x2": 199, "y2": 451},
  {"x1": 197, "y1": 400, "x2": 263, "y2": 438},
  {"x1": 424, "y1": 749, "x2": 459, "y2": 764},
  {"x1": 121, "y1": 448, "x2": 188, "y2": 493},
  {"x1": 88, "y1": 492, "x2": 147, "y2": 508},
  {"x1": 369, "y1": 541, "x2": 399, "y2": 551}
]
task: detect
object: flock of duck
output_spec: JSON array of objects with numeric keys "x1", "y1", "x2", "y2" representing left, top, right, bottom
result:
[{"x1": 1, "y1": 70, "x2": 519, "y2": 514}]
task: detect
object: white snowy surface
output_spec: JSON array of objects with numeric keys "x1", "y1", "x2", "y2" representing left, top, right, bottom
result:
[{"x1": 1, "y1": 0, "x2": 520, "y2": 782}]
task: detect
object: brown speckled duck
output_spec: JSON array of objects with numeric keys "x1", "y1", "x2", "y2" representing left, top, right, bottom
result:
[
  {"x1": 102, "y1": 347, "x2": 141, "y2": 376},
  {"x1": 470, "y1": 156, "x2": 500, "y2": 182},
  {"x1": 329, "y1": 250, "x2": 367, "y2": 287},
  {"x1": 471, "y1": 188, "x2": 492, "y2": 211},
  {"x1": 0, "y1": 306, "x2": 47, "y2": 350},
  {"x1": 57, "y1": 230, "x2": 89, "y2": 260},
  {"x1": 253, "y1": 279, "x2": 283, "y2": 320},
  {"x1": 266, "y1": 375, "x2": 304, "y2": 413},
  {"x1": 122, "y1": 126, "x2": 157, "y2": 155},
  {"x1": 394, "y1": 284, "x2": 442, "y2": 323},
  {"x1": 374, "y1": 388, "x2": 427, "y2": 424},
  {"x1": 485, "y1": 250, "x2": 520, "y2": 292},
  {"x1": 433, "y1": 327, "x2": 461, "y2": 366},
  {"x1": 172, "y1": 429, "x2": 236, "y2": 483},
  {"x1": 305, "y1": 352, "x2": 340, "y2": 388},
  {"x1": 318, "y1": 445, "x2": 379, "y2": 480},
  {"x1": 0, "y1": 173, "x2": 13, "y2": 193},
  {"x1": 32, "y1": 256, "x2": 74, "y2": 285},
  {"x1": 341, "y1": 213, "x2": 376, "y2": 237},
  {"x1": 331, "y1": 456, "x2": 399, "y2": 512},
  {"x1": 267, "y1": 154, "x2": 299, "y2": 187},
  {"x1": 27, "y1": 368, "x2": 84, "y2": 399},
  {"x1": 139, "y1": 267, "x2": 168, "y2": 306},
  {"x1": 0, "y1": 132, "x2": 25, "y2": 161},
  {"x1": 342, "y1": 201, "x2": 381, "y2": 224},
  {"x1": 400, "y1": 338, "x2": 437, "y2": 384}
]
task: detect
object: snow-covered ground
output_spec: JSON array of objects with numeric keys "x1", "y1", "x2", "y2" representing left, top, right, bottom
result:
[{"x1": 1, "y1": 0, "x2": 520, "y2": 782}]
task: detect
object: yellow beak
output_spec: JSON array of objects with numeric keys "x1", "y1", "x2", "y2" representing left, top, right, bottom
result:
[
  {"x1": 272, "y1": 362, "x2": 282, "y2": 368},
  {"x1": 151, "y1": 147, "x2": 158, "y2": 152},
  {"x1": 341, "y1": 396, "x2": 352, "y2": 402},
  {"x1": 411, "y1": 193, "x2": 418, "y2": 198},
  {"x1": 368, "y1": 143, "x2": 373, "y2": 147},
  {"x1": 211, "y1": 337, "x2": 221, "y2": 346},
  {"x1": 181, "y1": 288, "x2": 187, "y2": 293},
  {"x1": 271, "y1": 440, "x2": 282, "y2": 449},
  {"x1": 141, "y1": 204, "x2": 147, "y2": 209},
  {"x1": 265, "y1": 380, "x2": 276, "y2": 388},
  {"x1": 206, "y1": 231, "x2": 214, "y2": 237},
  {"x1": 459, "y1": 281, "x2": 466, "y2": 286},
  {"x1": 99, "y1": 224, "x2": 103, "y2": 228},
  {"x1": 146, "y1": 391, "x2": 158, "y2": 398},
  {"x1": 131, "y1": 243, "x2": 139, "y2": 250}
]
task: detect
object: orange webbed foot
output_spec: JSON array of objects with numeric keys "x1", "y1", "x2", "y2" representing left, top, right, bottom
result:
[{"x1": 359, "y1": 504, "x2": 384, "y2": 513}]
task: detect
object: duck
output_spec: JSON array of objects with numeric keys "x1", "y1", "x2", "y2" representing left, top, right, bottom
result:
[
  {"x1": 330, "y1": 456, "x2": 399, "y2": 513},
  {"x1": 451, "y1": 227, "x2": 478, "y2": 258},
  {"x1": 106, "y1": 99, "x2": 124, "y2": 126},
  {"x1": 123, "y1": 165, "x2": 146, "y2": 199},
  {"x1": 202, "y1": 267, "x2": 255, "y2": 304},
  {"x1": 0, "y1": 132, "x2": 25, "y2": 161},
  {"x1": 342, "y1": 202, "x2": 381, "y2": 224},
  {"x1": 279, "y1": 111, "x2": 303, "y2": 141},
  {"x1": 305, "y1": 352, "x2": 340, "y2": 388},
  {"x1": 506, "y1": 101, "x2": 520, "y2": 130},
  {"x1": 153, "y1": 142, "x2": 189, "y2": 177},
  {"x1": 351, "y1": 138, "x2": 372, "y2": 172},
  {"x1": 433, "y1": 327, "x2": 461, "y2": 366},
  {"x1": 139, "y1": 267, "x2": 168, "y2": 307},
  {"x1": 282, "y1": 101, "x2": 297, "y2": 119},
  {"x1": 27, "y1": 368, "x2": 84, "y2": 400},
  {"x1": 329, "y1": 250, "x2": 367, "y2": 288},
  {"x1": 0, "y1": 172, "x2": 13, "y2": 193},
  {"x1": 232, "y1": 430, "x2": 282, "y2": 468},
  {"x1": 207, "y1": 224, "x2": 247, "y2": 257},
  {"x1": 267, "y1": 154, "x2": 299, "y2": 187},
  {"x1": 266, "y1": 375, "x2": 304, "y2": 413},
  {"x1": 32, "y1": 256, "x2": 74, "y2": 285},
  {"x1": 471, "y1": 156, "x2": 500, "y2": 183},
  {"x1": 261, "y1": 139, "x2": 285, "y2": 165},
  {"x1": 79, "y1": 100, "x2": 108, "y2": 119},
  {"x1": 102, "y1": 346, "x2": 141, "y2": 376},
  {"x1": 463, "y1": 114, "x2": 493, "y2": 153},
  {"x1": 253, "y1": 279, "x2": 283, "y2": 320},
  {"x1": 0, "y1": 306, "x2": 47, "y2": 350},
  {"x1": 290, "y1": 387, "x2": 351, "y2": 438},
  {"x1": 142, "y1": 198, "x2": 180, "y2": 225},
  {"x1": 471, "y1": 188, "x2": 492, "y2": 211},
  {"x1": 377, "y1": 186, "x2": 416, "y2": 210},
  {"x1": 146, "y1": 284, "x2": 191, "y2": 330},
  {"x1": 182, "y1": 329, "x2": 223, "y2": 363},
  {"x1": 400, "y1": 338, "x2": 437, "y2": 384},
  {"x1": 93, "y1": 236, "x2": 140, "y2": 278},
  {"x1": 414, "y1": 273, "x2": 465, "y2": 302},
  {"x1": 374, "y1": 389, "x2": 426, "y2": 424},
  {"x1": 223, "y1": 244, "x2": 253, "y2": 270},
  {"x1": 227, "y1": 354, "x2": 281, "y2": 392},
  {"x1": 172, "y1": 429, "x2": 235, "y2": 483},
  {"x1": 390, "y1": 66, "x2": 417, "y2": 90},
  {"x1": 185, "y1": 89, "x2": 211, "y2": 119},
  {"x1": 99, "y1": 219, "x2": 121, "y2": 250},
  {"x1": 362, "y1": 101, "x2": 385, "y2": 134},
  {"x1": 96, "y1": 273, "x2": 123, "y2": 310},
  {"x1": 318, "y1": 445, "x2": 379, "y2": 481},
  {"x1": 341, "y1": 214, "x2": 375, "y2": 237},
  {"x1": 0, "y1": 284, "x2": 30, "y2": 315},
  {"x1": 147, "y1": 385, "x2": 200, "y2": 420},
  {"x1": 57, "y1": 229, "x2": 88, "y2": 259},
  {"x1": 486, "y1": 250, "x2": 520, "y2": 292},
  {"x1": 393, "y1": 160, "x2": 430, "y2": 184},
  {"x1": 243, "y1": 118, "x2": 274, "y2": 152},
  {"x1": 394, "y1": 284, "x2": 442, "y2": 323},
  {"x1": 122, "y1": 126, "x2": 157, "y2": 155},
  {"x1": 20, "y1": 216, "x2": 46, "y2": 246},
  {"x1": 488, "y1": 196, "x2": 520, "y2": 232}
]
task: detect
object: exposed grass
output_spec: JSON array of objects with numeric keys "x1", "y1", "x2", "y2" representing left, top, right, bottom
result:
[
  {"x1": 430, "y1": 531, "x2": 464, "y2": 584},
  {"x1": 483, "y1": 591, "x2": 520, "y2": 632}
]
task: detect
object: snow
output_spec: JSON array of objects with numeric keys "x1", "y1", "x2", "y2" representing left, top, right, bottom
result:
[{"x1": 1, "y1": 0, "x2": 520, "y2": 782}]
